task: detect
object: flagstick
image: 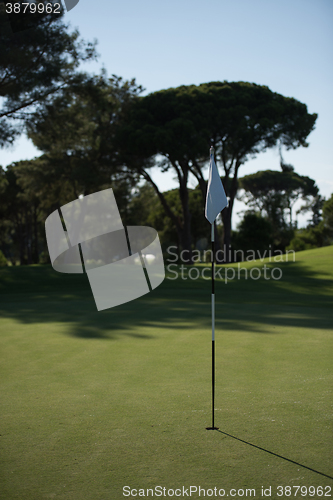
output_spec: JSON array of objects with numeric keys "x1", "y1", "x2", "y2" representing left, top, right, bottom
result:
[
  {"x1": 205, "y1": 145, "x2": 226, "y2": 430},
  {"x1": 206, "y1": 220, "x2": 219, "y2": 430}
]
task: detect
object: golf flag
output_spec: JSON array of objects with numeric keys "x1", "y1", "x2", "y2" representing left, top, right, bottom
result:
[{"x1": 205, "y1": 149, "x2": 228, "y2": 223}]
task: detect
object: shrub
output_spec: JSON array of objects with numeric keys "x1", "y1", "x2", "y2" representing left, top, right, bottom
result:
[{"x1": 0, "y1": 250, "x2": 8, "y2": 267}]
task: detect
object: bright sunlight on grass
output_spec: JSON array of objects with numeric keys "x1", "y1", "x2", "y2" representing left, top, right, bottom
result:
[{"x1": 0, "y1": 246, "x2": 332, "y2": 499}]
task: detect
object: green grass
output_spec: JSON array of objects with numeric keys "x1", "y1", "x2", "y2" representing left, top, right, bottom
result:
[{"x1": 0, "y1": 246, "x2": 332, "y2": 499}]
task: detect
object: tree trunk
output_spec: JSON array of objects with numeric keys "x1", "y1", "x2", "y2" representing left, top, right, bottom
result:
[
  {"x1": 214, "y1": 223, "x2": 224, "y2": 263},
  {"x1": 140, "y1": 169, "x2": 183, "y2": 235},
  {"x1": 178, "y1": 174, "x2": 193, "y2": 264},
  {"x1": 26, "y1": 210, "x2": 32, "y2": 265},
  {"x1": 33, "y1": 205, "x2": 39, "y2": 264},
  {"x1": 18, "y1": 222, "x2": 26, "y2": 265},
  {"x1": 221, "y1": 205, "x2": 232, "y2": 263},
  {"x1": 220, "y1": 159, "x2": 240, "y2": 263},
  {"x1": 141, "y1": 166, "x2": 193, "y2": 263}
]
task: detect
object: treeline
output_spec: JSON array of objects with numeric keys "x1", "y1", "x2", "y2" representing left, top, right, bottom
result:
[
  {"x1": 0, "y1": 6, "x2": 332, "y2": 266},
  {"x1": 1, "y1": 159, "x2": 332, "y2": 266}
]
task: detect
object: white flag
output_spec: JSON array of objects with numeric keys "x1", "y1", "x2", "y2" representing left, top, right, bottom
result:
[{"x1": 205, "y1": 150, "x2": 228, "y2": 224}]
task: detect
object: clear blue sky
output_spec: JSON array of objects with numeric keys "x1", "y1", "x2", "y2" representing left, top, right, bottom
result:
[{"x1": 2, "y1": 0, "x2": 333, "y2": 227}]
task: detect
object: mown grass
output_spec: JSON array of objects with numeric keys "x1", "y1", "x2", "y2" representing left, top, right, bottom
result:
[{"x1": 0, "y1": 246, "x2": 332, "y2": 499}]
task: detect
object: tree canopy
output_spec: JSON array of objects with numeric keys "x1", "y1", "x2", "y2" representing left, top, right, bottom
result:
[
  {"x1": 3, "y1": 75, "x2": 319, "y2": 264},
  {"x1": 287, "y1": 194, "x2": 333, "y2": 252},
  {"x1": 239, "y1": 169, "x2": 319, "y2": 228},
  {"x1": 233, "y1": 213, "x2": 274, "y2": 256},
  {"x1": 118, "y1": 81, "x2": 317, "y2": 260},
  {"x1": 0, "y1": 0, "x2": 97, "y2": 147},
  {"x1": 26, "y1": 74, "x2": 143, "y2": 198}
]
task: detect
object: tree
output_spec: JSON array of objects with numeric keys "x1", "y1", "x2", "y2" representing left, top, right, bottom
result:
[
  {"x1": 125, "y1": 183, "x2": 178, "y2": 250},
  {"x1": 118, "y1": 81, "x2": 317, "y2": 261},
  {"x1": 26, "y1": 74, "x2": 143, "y2": 199},
  {"x1": 0, "y1": 161, "x2": 45, "y2": 264},
  {"x1": 239, "y1": 169, "x2": 319, "y2": 229},
  {"x1": 0, "y1": 0, "x2": 97, "y2": 147},
  {"x1": 0, "y1": 153, "x2": 139, "y2": 265},
  {"x1": 287, "y1": 194, "x2": 333, "y2": 252},
  {"x1": 232, "y1": 213, "x2": 274, "y2": 257},
  {"x1": 0, "y1": 74, "x2": 146, "y2": 265},
  {"x1": 125, "y1": 183, "x2": 210, "y2": 254},
  {"x1": 322, "y1": 194, "x2": 333, "y2": 234}
]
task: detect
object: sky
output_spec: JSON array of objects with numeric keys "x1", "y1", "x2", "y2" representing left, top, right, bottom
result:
[{"x1": 2, "y1": 0, "x2": 333, "y2": 228}]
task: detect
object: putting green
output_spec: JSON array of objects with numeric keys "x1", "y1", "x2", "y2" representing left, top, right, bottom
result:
[{"x1": 0, "y1": 246, "x2": 332, "y2": 499}]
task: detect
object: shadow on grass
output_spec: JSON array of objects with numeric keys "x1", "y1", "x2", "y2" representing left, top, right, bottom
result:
[
  {"x1": 0, "y1": 258, "x2": 332, "y2": 340},
  {"x1": 215, "y1": 429, "x2": 333, "y2": 480}
]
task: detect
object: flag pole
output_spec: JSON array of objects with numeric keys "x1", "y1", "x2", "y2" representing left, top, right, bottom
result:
[
  {"x1": 205, "y1": 145, "x2": 226, "y2": 430},
  {"x1": 206, "y1": 220, "x2": 218, "y2": 430}
]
